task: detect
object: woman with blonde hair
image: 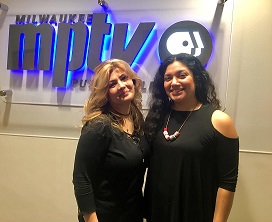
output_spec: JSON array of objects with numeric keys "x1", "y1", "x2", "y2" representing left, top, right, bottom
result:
[{"x1": 73, "y1": 59, "x2": 149, "y2": 222}]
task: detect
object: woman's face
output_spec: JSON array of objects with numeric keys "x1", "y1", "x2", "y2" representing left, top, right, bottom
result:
[
  {"x1": 164, "y1": 61, "x2": 196, "y2": 105},
  {"x1": 108, "y1": 68, "x2": 135, "y2": 107}
]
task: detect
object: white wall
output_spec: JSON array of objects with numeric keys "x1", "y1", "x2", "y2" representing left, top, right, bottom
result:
[
  {"x1": 0, "y1": 0, "x2": 272, "y2": 221},
  {"x1": 226, "y1": 0, "x2": 272, "y2": 221},
  {"x1": 0, "y1": 135, "x2": 78, "y2": 221}
]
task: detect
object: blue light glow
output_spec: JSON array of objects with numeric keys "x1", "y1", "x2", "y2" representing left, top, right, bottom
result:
[
  {"x1": 79, "y1": 25, "x2": 90, "y2": 71},
  {"x1": 19, "y1": 33, "x2": 25, "y2": 69},
  {"x1": 101, "y1": 13, "x2": 112, "y2": 62},
  {"x1": 50, "y1": 24, "x2": 59, "y2": 72},
  {"x1": 66, "y1": 70, "x2": 73, "y2": 88},
  {"x1": 64, "y1": 29, "x2": 74, "y2": 87},
  {"x1": 35, "y1": 33, "x2": 41, "y2": 69},
  {"x1": 68, "y1": 30, "x2": 74, "y2": 62},
  {"x1": 131, "y1": 24, "x2": 157, "y2": 70}
]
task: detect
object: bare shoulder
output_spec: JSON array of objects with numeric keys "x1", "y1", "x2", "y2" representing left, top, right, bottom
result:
[{"x1": 211, "y1": 110, "x2": 238, "y2": 138}]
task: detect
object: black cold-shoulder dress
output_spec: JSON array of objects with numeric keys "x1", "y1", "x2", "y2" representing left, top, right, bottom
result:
[{"x1": 145, "y1": 104, "x2": 239, "y2": 222}]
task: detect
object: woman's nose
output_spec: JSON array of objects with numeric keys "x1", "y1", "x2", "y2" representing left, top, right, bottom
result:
[
  {"x1": 171, "y1": 77, "x2": 180, "y2": 85},
  {"x1": 117, "y1": 80, "x2": 126, "y2": 89}
]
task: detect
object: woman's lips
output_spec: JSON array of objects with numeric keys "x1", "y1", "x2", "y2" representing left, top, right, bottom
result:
[{"x1": 170, "y1": 88, "x2": 183, "y2": 95}]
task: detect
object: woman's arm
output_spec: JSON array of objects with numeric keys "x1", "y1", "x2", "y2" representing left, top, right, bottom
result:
[
  {"x1": 83, "y1": 212, "x2": 99, "y2": 222},
  {"x1": 212, "y1": 110, "x2": 239, "y2": 221},
  {"x1": 213, "y1": 188, "x2": 234, "y2": 222},
  {"x1": 73, "y1": 120, "x2": 111, "y2": 219}
]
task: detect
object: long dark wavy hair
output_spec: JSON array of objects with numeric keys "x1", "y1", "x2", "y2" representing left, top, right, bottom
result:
[{"x1": 143, "y1": 53, "x2": 221, "y2": 143}]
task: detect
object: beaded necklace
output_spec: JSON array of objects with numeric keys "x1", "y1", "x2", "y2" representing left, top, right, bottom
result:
[{"x1": 163, "y1": 103, "x2": 198, "y2": 141}]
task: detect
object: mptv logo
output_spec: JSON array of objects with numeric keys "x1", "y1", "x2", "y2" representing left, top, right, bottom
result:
[
  {"x1": 7, "y1": 13, "x2": 155, "y2": 87},
  {"x1": 7, "y1": 13, "x2": 213, "y2": 88}
]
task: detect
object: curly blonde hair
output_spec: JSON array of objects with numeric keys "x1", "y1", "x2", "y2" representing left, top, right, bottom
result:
[{"x1": 82, "y1": 59, "x2": 144, "y2": 133}]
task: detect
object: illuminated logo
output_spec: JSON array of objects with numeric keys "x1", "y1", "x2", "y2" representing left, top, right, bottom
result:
[
  {"x1": 7, "y1": 13, "x2": 155, "y2": 87},
  {"x1": 158, "y1": 20, "x2": 212, "y2": 65},
  {"x1": 6, "y1": 15, "x2": 213, "y2": 89}
]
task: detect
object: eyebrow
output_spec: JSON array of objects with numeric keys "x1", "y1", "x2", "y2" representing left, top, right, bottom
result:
[
  {"x1": 165, "y1": 69, "x2": 188, "y2": 75},
  {"x1": 109, "y1": 73, "x2": 127, "y2": 82}
]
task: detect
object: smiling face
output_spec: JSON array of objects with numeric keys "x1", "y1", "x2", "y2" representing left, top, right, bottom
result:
[
  {"x1": 164, "y1": 60, "x2": 198, "y2": 109},
  {"x1": 108, "y1": 68, "x2": 135, "y2": 109}
]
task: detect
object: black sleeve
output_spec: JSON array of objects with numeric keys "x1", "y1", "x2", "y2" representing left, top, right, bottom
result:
[
  {"x1": 216, "y1": 134, "x2": 239, "y2": 192},
  {"x1": 72, "y1": 119, "x2": 111, "y2": 215}
]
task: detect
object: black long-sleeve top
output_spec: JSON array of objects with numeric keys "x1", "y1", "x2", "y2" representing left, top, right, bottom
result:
[{"x1": 73, "y1": 115, "x2": 150, "y2": 222}]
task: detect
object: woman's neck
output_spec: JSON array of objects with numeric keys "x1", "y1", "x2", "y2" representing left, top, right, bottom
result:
[
  {"x1": 110, "y1": 104, "x2": 131, "y2": 116},
  {"x1": 172, "y1": 100, "x2": 201, "y2": 111}
]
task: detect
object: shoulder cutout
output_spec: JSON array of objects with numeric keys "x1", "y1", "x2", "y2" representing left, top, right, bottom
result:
[{"x1": 211, "y1": 110, "x2": 238, "y2": 138}]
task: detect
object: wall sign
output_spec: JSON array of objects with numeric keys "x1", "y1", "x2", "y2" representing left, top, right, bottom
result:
[
  {"x1": 7, "y1": 13, "x2": 212, "y2": 88},
  {"x1": 7, "y1": 13, "x2": 155, "y2": 87}
]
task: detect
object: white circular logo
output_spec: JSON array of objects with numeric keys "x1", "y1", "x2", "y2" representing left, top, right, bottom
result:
[{"x1": 159, "y1": 21, "x2": 213, "y2": 65}]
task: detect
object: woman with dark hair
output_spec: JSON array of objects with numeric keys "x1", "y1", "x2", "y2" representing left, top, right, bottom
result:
[
  {"x1": 144, "y1": 53, "x2": 239, "y2": 222},
  {"x1": 73, "y1": 59, "x2": 149, "y2": 222}
]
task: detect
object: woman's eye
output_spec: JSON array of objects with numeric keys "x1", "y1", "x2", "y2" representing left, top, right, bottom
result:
[
  {"x1": 164, "y1": 76, "x2": 172, "y2": 82},
  {"x1": 109, "y1": 82, "x2": 117, "y2": 88},
  {"x1": 178, "y1": 74, "x2": 186, "y2": 79},
  {"x1": 120, "y1": 75, "x2": 128, "y2": 81}
]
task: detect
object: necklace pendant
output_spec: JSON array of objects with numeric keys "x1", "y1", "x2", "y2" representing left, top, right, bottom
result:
[
  {"x1": 163, "y1": 130, "x2": 181, "y2": 141},
  {"x1": 163, "y1": 104, "x2": 197, "y2": 142},
  {"x1": 169, "y1": 134, "x2": 176, "y2": 141},
  {"x1": 165, "y1": 135, "x2": 170, "y2": 140},
  {"x1": 169, "y1": 131, "x2": 180, "y2": 141},
  {"x1": 174, "y1": 131, "x2": 180, "y2": 137},
  {"x1": 163, "y1": 129, "x2": 170, "y2": 140},
  {"x1": 163, "y1": 130, "x2": 180, "y2": 141}
]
